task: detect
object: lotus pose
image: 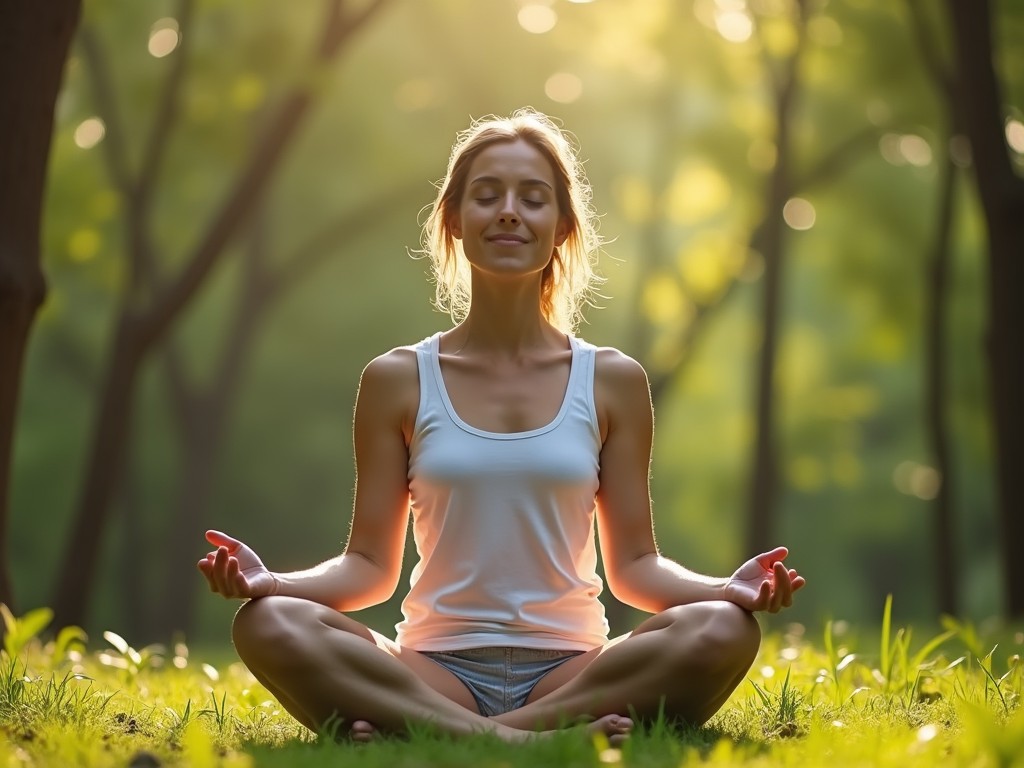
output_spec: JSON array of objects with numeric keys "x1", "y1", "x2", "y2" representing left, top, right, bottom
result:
[{"x1": 198, "y1": 109, "x2": 805, "y2": 743}]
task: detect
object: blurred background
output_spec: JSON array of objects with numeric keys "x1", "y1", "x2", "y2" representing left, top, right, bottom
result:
[{"x1": 7, "y1": 0, "x2": 1024, "y2": 646}]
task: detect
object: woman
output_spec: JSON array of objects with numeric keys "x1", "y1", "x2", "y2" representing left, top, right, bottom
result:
[{"x1": 198, "y1": 109, "x2": 805, "y2": 743}]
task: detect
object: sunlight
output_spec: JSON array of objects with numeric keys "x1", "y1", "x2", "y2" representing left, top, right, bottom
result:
[
  {"x1": 1006, "y1": 118, "x2": 1024, "y2": 153},
  {"x1": 898, "y1": 134, "x2": 933, "y2": 167},
  {"x1": 148, "y1": 18, "x2": 180, "y2": 58},
  {"x1": 782, "y1": 197, "x2": 815, "y2": 230},
  {"x1": 665, "y1": 162, "x2": 732, "y2": 224},
  {"x1": 518, "y1": 4, "x2": 558, "y2": 34},
  {"x1": 545, "y1": 72, "x2": 583, "y2": 104},
  {"x1": 73, "y1": 117, "x2": 105, "y2": 149},
  {"x1": 613, "y1": 175, "x2": 655, "y2": 224},
  {"x1": 716, "y1": 10, "x2": 754, "y2": 43}
]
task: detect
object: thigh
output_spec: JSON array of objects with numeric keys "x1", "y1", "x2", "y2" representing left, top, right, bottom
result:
[{"x1": 237, "y1": 597, "x2": 480, "y2": 713}]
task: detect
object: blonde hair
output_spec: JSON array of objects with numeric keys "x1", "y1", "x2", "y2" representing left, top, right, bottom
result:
[{"x1": 421, "y1": 108, "x2": 603, "y2": 334}]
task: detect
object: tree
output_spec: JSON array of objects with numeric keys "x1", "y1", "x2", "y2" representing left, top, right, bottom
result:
[
  {"x1": 946, "y1": 0, "x2": 1024, "y2": 617},
  {"x1": 0, "y1": 0, "x2": 82, "y2": 611},
  {"x1": 51, "y1": 0, "x2": 393, "y2": 631}
]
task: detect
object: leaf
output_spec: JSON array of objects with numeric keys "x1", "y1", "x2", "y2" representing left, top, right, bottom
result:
[{"x1": 103, "y1": 631, "x2": 130, "y2": 655}]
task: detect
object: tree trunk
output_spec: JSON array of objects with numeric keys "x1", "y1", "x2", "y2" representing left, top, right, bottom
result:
[
  {"x1": 947, "y1": 0, "x2": 1024, "y2": 617},
  {"x1": 924, "y1": 150, "x2": 958, "y2": 616},
  {"x1": 0, "y1": 0, "x2": 82, "y2": 610},
  {"x1": 745, "y1": 1, "x2": 806, "y2": 557}
]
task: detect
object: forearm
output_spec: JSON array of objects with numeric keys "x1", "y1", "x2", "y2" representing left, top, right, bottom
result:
[
  {"x1": 271, "y1": 551, "x2": 397, "y2": 612},
  {"x1": 610, "y1": 553, "x2": 729, "y2": 613}
]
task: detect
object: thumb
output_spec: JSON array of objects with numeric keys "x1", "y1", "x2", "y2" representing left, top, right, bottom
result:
[
  {"x1": 756, "y1": 546, "x2": 789, "y2": 567},
  {"x1": 205, "y1": 530, "x2": 242, "y2": 552}
]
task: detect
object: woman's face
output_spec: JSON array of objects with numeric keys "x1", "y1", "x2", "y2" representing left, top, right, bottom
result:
[{"x1": 451, "y1": 139, "x2": 569, "y2": 282}]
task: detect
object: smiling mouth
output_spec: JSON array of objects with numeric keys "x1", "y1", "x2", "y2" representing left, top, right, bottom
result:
[{"x1": 488, "y1": 235, "x2": 528, "y2": 245}]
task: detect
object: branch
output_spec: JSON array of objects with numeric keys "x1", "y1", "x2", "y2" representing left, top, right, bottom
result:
[
  {"x1": 138, "y1": 0, "x2": 194, "y2": 205},
  {"x1": 265, "y1": 179, "x2": 426, "y2": 305},
  {"x1": 795, "y1": 124, "x2": 880, "y2": 192},
  {"x1": 905, "y1": 0, "x2": 952, "y2": 96},
  {"x1": 77, "y1": 25, "x2": 133, "y2": 200},
  {"x1": 137, "y1": 0, "x2": 395, "y2": 352}
]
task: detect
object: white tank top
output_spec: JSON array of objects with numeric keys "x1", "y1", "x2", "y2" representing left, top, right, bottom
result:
[{"x1": 395, "y1": 332, "x2": 609, "y2": 651}]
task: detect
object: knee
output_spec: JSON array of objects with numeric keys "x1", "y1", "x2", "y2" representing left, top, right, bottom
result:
[
  {"x1": 663, "y1": 600, "x2": 761, "y2": 672},
  {"x1": 231, "y1": 596, "x2": 312, "y2": 661}
]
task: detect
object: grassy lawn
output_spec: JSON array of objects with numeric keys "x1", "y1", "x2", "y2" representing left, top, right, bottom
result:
[{"x1": 1, "y1": 601, "x2": 1021, "y2": 767}]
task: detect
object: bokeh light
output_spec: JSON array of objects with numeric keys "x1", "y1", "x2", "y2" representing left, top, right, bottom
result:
[
  {"x1": 716, "y1": 10, "x2": 754, "y2": 43},
  {"x1": 1006, "y1": 118, "x2": 1024, "y2": 153},
  {"x1": 74, "y1": 117, "x2": 106, "y2": 149},
  {"x1": 893, "y1": 461, "x2": 942, "y2": 501},
  {"x1": 148, "y1": 18, "x2": 180, "y2": 58},
  {"x1": 544, "y1": 72, "x2": 583, "y2": 104},
  {"x1": 518, "y1": 5, "x2": 557, "y2": 34},
  {"x1": 782, "y1": 197, "x2": 815, "y2": 230}
]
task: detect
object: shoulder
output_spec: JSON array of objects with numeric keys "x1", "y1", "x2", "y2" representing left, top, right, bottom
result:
[
  {"x1": 589, "y1": 345, "x2": 652, "y2": 441},
  {"x1": 360, "y1": 343, "x2": 421, "y2": 388},
  {"x1": 356, "y1": 342, "x2": 425, "y2": 415},
  {"x1": 592, "y1": 345, "x2": 650, "y2": 395}
]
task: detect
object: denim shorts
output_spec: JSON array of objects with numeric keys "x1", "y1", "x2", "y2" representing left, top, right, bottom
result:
[{"x1": 423, "y1": 647, "x2": 583, "y2": 716}]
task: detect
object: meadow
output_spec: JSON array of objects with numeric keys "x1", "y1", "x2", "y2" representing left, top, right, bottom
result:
[{"x1": 1, "y1": 600, "x2": 1021, "y2": 767}]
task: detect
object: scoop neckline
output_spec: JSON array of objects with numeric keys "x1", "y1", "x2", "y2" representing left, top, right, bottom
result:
[{"x1": 428, "y1": 332, "x2": 579, "y2": 440}]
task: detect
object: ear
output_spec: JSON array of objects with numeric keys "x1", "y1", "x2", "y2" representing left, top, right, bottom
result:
[
  {"x1": 449, "y1": 210, "x2": 463, "y2": 240},
  {"x1": 554, "y1": 216, "x2": 571, "y2": 247}
]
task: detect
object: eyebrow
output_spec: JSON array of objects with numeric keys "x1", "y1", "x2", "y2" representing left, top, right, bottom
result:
[{"x1": 468, "y1": 175, "x2": 553, "y2": 190}]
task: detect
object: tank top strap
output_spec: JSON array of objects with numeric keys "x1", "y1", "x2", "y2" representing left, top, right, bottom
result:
[{"x1": 568, "y1": 336, "x2": 600, "y2": 439}]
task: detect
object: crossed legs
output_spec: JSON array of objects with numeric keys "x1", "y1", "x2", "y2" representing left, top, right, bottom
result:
[{"x1": 230, "y1": 597, "x2": 759, "y2": 741}]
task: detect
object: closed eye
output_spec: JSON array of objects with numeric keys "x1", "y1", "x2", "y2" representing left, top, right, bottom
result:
[{"x1": 521, "y1": 199, "x2": 545, "y2": 209}]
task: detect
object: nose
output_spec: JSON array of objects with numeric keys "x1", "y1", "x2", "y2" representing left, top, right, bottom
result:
[{"x1": 498, "y1": 192, "x2": 520, "y2": 224}]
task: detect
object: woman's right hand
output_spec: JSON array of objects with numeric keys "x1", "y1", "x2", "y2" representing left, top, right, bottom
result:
[{"x1": 197, "y1": 530, "x2": 279, "y2": 599}]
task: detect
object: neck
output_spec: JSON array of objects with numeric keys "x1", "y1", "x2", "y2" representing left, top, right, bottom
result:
[{"x1": 451, "y1": 279, "x2": 564, "y2": 354}]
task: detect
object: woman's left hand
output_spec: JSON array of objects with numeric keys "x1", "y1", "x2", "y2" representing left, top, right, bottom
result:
[{"x1": 723, "y1": 546, "x2": 806, "y2": 613}]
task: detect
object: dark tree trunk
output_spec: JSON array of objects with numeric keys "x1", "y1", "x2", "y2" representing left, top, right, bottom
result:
[
  {"x1": 924, "y1": 151, "x2": 958, "y2": 616},
  {"x1": 947, "y1": 0, "x2": 1024, "y2": 617},
  {"x1": 0, "y1": 0, "x2": 82, "y2": 610}
]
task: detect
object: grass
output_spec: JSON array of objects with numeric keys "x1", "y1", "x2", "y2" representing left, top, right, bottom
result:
[{"x1": 0, "y1": 600, "x2": 1021, "y2": 767}]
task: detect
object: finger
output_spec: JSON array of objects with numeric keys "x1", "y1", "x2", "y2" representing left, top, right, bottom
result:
[
  {"x1": 754, "y1": 579, "x2": 772, "y2": 611},
  {"x1": 774, "y1": 561, "x2": 793, "y2": 608},
  {"x1": 790, "y1": 571, "x2": 807, "y2": 593},
  {"x1": 205, "y1": 530, "x2": 241, "y2": 552},
  {"x1": 211, "y1": 546, "x2": 234, "y2": 595}
]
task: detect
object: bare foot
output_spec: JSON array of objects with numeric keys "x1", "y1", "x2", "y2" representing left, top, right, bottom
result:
[
  {"x1": 584, "y1": 714, "x2": 633, "y2": 746},
  {"x1": 348, "y1": 720, "x2": 379, "y2": 743}
]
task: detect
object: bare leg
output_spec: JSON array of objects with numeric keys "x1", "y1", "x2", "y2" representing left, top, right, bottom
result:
[
  {"x1": 492, "y1": 601, "x2": 761, "y2": 732},
  {"x1": 230, "y1": 596, "x2": 631, "y2": 741}
]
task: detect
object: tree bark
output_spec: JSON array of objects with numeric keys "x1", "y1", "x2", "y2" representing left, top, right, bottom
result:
[
  {"x1": 0, "y1": 0, "x2": 82, "y2": 610},
  {"x1": 947, "y1": 0, "x2": 1024, "y2": 617}
]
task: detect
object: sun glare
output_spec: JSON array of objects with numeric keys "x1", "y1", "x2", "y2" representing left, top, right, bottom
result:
[
  {"x1": 518, "y1": 5, "x2": 557, "y2": 34},
  {"x1": 545, "y1": 72, "x2": 583, "y2": 104},
  {"x1": 74, "y1": 117, "x2": 106, "y2": 149},
  {"x1": 148, "y1": 18, "x2": 180, "y2": 58},
  {"x1": 782, "y1": 197, "x2": 815, "y2": 230}
]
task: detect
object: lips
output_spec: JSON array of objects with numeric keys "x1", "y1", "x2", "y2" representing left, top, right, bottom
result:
[{"x1": 487, "y1": 233, "x2": 528, "y2": 244}]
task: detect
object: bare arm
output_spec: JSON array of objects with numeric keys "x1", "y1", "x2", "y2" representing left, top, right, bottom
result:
[
  {"x1": 198, "y1": 347, "x2": 418, "y2": 612},
  {"x1": 593, "y1": 349, "x2": 804, "y2": 614}
]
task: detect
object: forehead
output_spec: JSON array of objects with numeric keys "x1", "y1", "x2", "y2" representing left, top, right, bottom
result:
[{"x1": 466, "y1": 139, "x2": 557, "y2": 186}]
